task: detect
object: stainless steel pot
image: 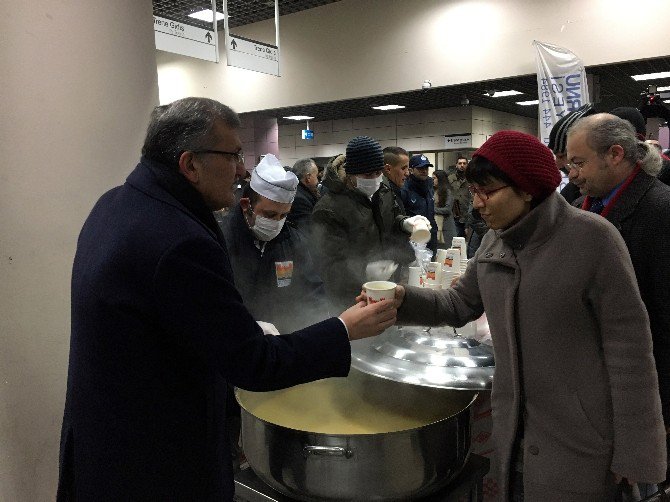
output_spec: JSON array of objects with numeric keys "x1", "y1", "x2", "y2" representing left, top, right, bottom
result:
[{"x1": 236, "y1": 370, "x2": 477, "y2": 501}]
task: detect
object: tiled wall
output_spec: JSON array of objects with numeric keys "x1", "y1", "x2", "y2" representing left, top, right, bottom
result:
[
  {"x1": 240, "y1": 115, "x2": 279, "y2": 171},
  {"x1": 277, "y1": 106, "x2": 536, "y2": 167}
]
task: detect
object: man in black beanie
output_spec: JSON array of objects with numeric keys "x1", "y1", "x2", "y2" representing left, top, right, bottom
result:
[{"x1": 312, "y1": 136, "x2": 419, "y2": 311}]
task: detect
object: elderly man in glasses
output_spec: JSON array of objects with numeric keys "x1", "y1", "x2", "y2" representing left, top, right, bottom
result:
[
  {"x1": 567, "y1": 113, "x2": 670, "y2": 494},
  {"x1": 57, "y1": 98, "x2": 398, "y2": 501}
]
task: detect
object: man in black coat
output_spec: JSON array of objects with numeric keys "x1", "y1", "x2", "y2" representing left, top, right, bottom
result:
[
  {"x1": 287, "y1": 157, "x2": 319, "y2": 236},
  {"x1": 567, "y1": 113, "x2": 670, "y2": 483},
  {"x1": 382, "y1": 146, "x2": 409, "y2": 215},
  {"x1": 401, "y1": 154, "x2": 438, "y2": 255},
  {"x1": 57, "y1": 98, "x2": 397, "y2": 501}
]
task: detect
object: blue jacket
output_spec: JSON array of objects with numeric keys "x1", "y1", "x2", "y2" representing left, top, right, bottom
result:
[
  {"x1": 220, "y1": 205, "x2": 330, "y2": 332},
  {"x1": 401, "y1": 175, "x2": 438, "y2": 253},
  {"x1": 57, "y1": 158, "x2": 350, "y2": 501}
]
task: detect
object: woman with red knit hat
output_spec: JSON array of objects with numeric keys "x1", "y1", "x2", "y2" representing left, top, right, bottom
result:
[{"x1": 365, "y1": 131, "x2": 666, "y2": 501}]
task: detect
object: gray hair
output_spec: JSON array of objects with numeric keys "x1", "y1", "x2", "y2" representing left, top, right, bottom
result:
[
  {"x1": 569, "y1": 113, "x2": 661, "y2": 175},
  {"x1": 142, "y1": 97, "x2": 240, "y2": 171},
  {"x1": 292, "y1": 158, "x2": 316, "y2": 181}
]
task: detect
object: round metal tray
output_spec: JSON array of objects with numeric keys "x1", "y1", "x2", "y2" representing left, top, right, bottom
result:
[{"x1": 350, "y1": 325, "x2": 494, "y2": 390}]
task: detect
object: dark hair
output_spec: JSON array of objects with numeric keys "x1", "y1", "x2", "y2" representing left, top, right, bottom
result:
[
  {"x1": 383, "y1": 146, "x2": 409, "y2": 166},
  {"x1": 456, "y1": 155, "x2": 469, "y2": 163},
  {"x1": 434, "y1": 170, "x2": 449, "y2": 207},
  {"x1": 466, "y1": 156, "x2": 517, "y2": 187},
  {"x1": 142, "y1": 97, "x2": 240, "y2": 171}
]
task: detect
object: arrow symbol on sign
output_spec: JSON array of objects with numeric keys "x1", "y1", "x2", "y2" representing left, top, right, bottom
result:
[
  {"x1": 205, "y1": 32, "x2": 212, "y2": 43},
  {"x1": 231, "y1": 39, "x2": 237, "y2": 49}
]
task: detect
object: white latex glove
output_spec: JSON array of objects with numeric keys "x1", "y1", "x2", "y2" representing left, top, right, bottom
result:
[
  {"x1": 402, "y1": 215, "x2": 432, "y2": 233},
  {"x1": 256, "y1": 320, "x2": 281, "y2": 336},
  {"x1": 366, "y1": 260, "x2": 398, "y2": 281}
]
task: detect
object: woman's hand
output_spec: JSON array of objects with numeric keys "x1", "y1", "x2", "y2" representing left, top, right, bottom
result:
[{"x1": 356, "y1": 285, "x2": 406, "y2": 310}]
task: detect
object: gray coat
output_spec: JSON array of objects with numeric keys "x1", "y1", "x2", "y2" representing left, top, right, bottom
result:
[{"x1": 397, "y1": 193, "x2": 666, "y2": 500}]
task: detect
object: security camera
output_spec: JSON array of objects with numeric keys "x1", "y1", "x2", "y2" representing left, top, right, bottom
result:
[
  {"x1": 460, "y1": 95, "x2": 470, "y2": 106},
  {"x1": 485, "y1": 89, "x2": 497, "y2": 97},
  {"x1": 422, "y1": 80, "x2": 432, "y2": 90}
]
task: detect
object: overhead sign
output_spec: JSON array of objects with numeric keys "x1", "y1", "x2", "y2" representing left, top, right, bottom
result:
[
  {"x1": 301, "y1": 129, "x2": 314, "y2": 140},
  {"x1": 444, "y1": 133, "x2": 472, "y2": 149},
  {"x1": 154, "y1": 16, "x2": 218, "y2": 63},
  {"x1": 226, "y1": 35, "x2": 279, "y2": 76}
]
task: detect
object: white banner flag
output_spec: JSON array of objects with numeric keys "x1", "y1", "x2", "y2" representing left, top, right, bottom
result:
[{"x1": 533, "y1": 41, "x2": 590, "y2": 146}]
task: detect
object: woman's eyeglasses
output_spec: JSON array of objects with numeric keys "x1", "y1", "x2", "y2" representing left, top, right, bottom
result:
[{"x1": 467, "y1": 185, "x2": 509, "y2": 201}]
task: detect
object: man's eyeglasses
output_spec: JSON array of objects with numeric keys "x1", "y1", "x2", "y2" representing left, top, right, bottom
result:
[
  {"x1": 193, "y1": 149, "x2": 245, "y2": 165},
  {"x1": 468, "y1": 184, "x2": 509, "y2": 201},
  {"x1": 565, "y1": 159, "x2": 588, "y2": 172}
]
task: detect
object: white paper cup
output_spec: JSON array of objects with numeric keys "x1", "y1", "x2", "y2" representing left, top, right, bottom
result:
[
  {"x1": 425, "y1": 262, "x2": 442, "y2": 284},
  {"x1": 440, "y1": 268, "x2": 453, "y2": 289},
  {"x1": 435, "y1": 248, "x2": 448, "y2": 266},
  {"x1": 426, "y1": 283, "x2": 442, "y2": 291},
  {"x1": 443, "y1": 248, "x2": 461, "y2": 269},
  {"x1": 410, "y1": 220, "x2": 431, "y2": 244},
  {"x1": 363, "y1": 281, "x2": 397, "y2": 305},
  {"x1": 451, "y1": 237, "x2": 467, "y2": 262},
  {"x1": 408, "y1": 266, "x2": 422, "y2": 287}
]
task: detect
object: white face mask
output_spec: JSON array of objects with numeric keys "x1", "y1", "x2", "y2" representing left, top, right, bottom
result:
[
  {"x1": 247, "y1": 210, "x2": 286, "y2": 241},
  {"x1": 356, "y1": 174, "x2": 382, "y2": 198}
]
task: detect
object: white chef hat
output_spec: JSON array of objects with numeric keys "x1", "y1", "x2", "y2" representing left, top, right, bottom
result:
[{"x1": 250, "y1": 154, "x2": 298, "y2": 204}]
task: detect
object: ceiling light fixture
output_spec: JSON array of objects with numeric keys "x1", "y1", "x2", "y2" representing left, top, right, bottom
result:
[
  {"x1": 516, "y1": 99, "x2": 539, "y2": 106},
  {"x1": 188, "y1": 9, "x2": 225, "y2": 22},
  {"x1": 631, "y1": 71, "x2": 670, "y2": 81},
  {"x1": 283, "y1": 115, "x2": 315, "y2": 120},
  {"x1": 371, "y1": 105, "x2": 406, "y2": 111},
  {"x1": 656, "y1": 86, "x2": 670, "y2": 92},
  {"x1": 485, "y1": 90, "x2": 523, "y2": 98}
]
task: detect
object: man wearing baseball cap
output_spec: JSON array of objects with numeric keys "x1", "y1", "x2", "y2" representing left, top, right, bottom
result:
[{"x1": 401, "y1": 154, "x2": 438, "y2": 255}]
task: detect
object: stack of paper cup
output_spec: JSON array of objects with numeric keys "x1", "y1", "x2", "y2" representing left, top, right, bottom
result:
[
  {"x1": 425, "y1": 262, "x2": 442, "y2": 288},
  {"x1": 452, "y1": 237, "x2": 468, "y2": 275},
  {"x1": 408, "y1": 266, "x2": 423, "y2": 287},
  {"x1": 442, "y1": 247, "x2": 462, "y2": 287}
]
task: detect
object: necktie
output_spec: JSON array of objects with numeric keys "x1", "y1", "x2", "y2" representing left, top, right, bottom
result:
[{"x1": 590, "y1": 198, "x2": 604, "y2": 214}]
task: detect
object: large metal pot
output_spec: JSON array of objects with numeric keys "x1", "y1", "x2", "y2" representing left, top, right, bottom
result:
[{"x1": 236, "y1": 369, "x2": 477, "y2": 501}]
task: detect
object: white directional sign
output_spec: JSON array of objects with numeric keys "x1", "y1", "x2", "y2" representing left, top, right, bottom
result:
[
  {"x1": 444, "y1": 133, "x2": 472, "y2": 149},
  {"x1": 226, "y1": 35, "x2": 279, "y2": 76},
  {"x1": 154, "y1": 16, "x2": 218, "y2": 63}
]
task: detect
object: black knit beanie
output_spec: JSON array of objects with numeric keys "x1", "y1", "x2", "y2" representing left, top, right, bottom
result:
[
  {"x1": 547, "y1": 103, "x2": 596, "y2": 154},
  {"x1": 345, "y1": 136, "x2": 384, "y2": 175}
]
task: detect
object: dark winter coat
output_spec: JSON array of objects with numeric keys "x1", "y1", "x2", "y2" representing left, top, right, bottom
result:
[
  {"x1": 57, "y1": 158, "x2": 350, "y2": 501},
  {"x1": 219, "y1": 205, "x2": 330, "y2": 332},
  {"x1": 398, "y1": 193, "x2": 666, "y2": 500},
  {"x1": 312, "y1": 176, "x2": 414, "y2": 311},
  {"x1": 401, "y1": 174, "x2": 438, "y2": 254},
  {"x1": 287, "y1": 182, "x2": 318, "y2": 236},
  {"x1": 383, "y1": 175, "x2": 406, "y2": 215},
  {"x1": 576, "y1": 169, "x2": 670, "y2": 428}
]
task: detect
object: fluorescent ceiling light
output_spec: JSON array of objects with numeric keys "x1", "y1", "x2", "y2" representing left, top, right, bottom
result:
[
  {"x1": 657, "y1": 86, "x2": 670, "y2": 92},
  {"x1": 665, "y1": 100, "x2": 670, "y2": 104},
  {"x1": 631, "y1": 71, "x2": 670, "y2": 81},
  {"x1": 516, "y1": 99, "x2": 539, "y2": 106},
  {"x1": 372, "y1": 105, "x2": 406, "y2": 111},
  {"x1": 283, "y1": 115, "x2": 314, "y2": 120},
  {"x1": 485, "y1": 90, "x2": 523, "y2": 98},
  {"x1": 188, "y1": 9, "x2": 225, "y2": 22}
]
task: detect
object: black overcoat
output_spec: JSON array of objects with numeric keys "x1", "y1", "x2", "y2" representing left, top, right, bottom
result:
[{"x1": 57, "y1": 158, "x2": 350, "y2": 501}]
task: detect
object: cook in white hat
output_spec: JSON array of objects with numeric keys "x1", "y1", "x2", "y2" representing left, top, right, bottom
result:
[{"x1": 241, "y1": 154, "x2": 298, "y2": 241}]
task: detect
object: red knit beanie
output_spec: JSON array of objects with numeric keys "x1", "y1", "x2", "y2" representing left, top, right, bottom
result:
[{"x1": 472, "y1": 130, "x2": 561, "y2": 199}]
